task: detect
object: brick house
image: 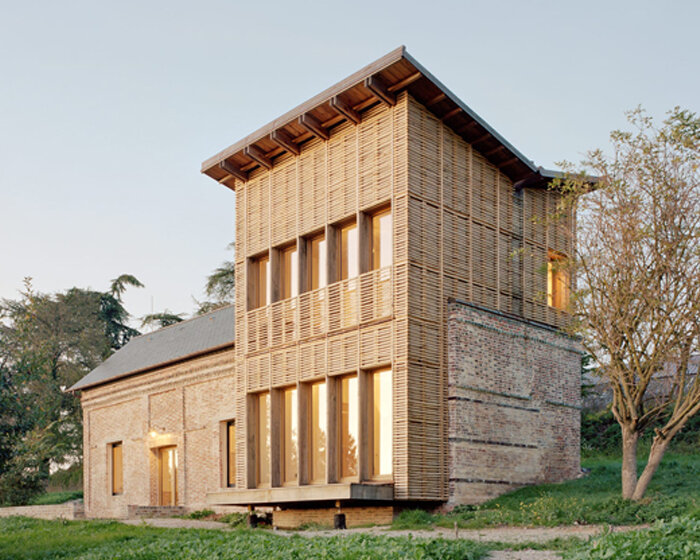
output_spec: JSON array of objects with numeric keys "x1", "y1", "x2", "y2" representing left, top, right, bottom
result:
[{"x1": 71, "y1": 47, "x2": 582, "y2": 527}]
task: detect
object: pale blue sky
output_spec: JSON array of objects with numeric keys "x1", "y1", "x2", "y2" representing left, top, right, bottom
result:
[{"x1": 1, "y1": 0, "x2": 698, "y2": 323}]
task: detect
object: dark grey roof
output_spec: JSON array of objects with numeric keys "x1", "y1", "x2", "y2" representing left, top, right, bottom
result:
[{"x1": 69, "y1": 305, "x2": 236, "y2": 391}]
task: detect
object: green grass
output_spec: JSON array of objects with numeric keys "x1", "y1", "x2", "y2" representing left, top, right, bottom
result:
[
  {"x1": 28, "y1": 491, "x2": 83, "y2": 506},
  {"x1": 0, "y1": 517, "x2": 489, "y2": 560},
  {"x1": 563, "y1": 515, "x2": 700, "y2": 559},
  {"x1": 393, "y1": 453, "x2": 700, "y2": 529}
]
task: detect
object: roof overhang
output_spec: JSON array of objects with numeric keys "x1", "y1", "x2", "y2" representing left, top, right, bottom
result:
[{"x1": 201, "y1": 46, "x2": 547, "y2": 190}]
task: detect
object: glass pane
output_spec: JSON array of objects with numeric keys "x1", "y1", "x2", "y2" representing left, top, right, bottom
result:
[
  {"x1": 340, "y1": 376, "x2": 358, "y2": 479},
  {"x1": 372, "y1": 369, "x2": 393, "y2": 477},
  {"x1": 257, "y1": 392, "x2": 270, "y2": 486},
  {"x1": 112, "y1": 443, "x2": 123, "y2": 495},
  {"x1": 257, "y1": 256, "x2": 270, "y2": 308},
  {"x1": 372, "y1": 209, "x2": 392, "y2": 270},
  {"x1": 283, "y1": 387, "x2": 298, "y2": 484},
  {"x1": 310, "y1": 381, "x2": 326, "y2": 483},
  {"x1": 282, "y1": 246, "x2": 298, "y2": 299},
  {"x1": 310, "y1": 235, "x2": 326, "y2": 290},
  {"x1": 227, "y1": 422, "x2": 236, "y2": 487},
  {"x1": 340, "y1": 222, "x2": 358, "y2": 280},
  {"x1": 159, "y1": 446, "x2": 177, "y2": 505}
]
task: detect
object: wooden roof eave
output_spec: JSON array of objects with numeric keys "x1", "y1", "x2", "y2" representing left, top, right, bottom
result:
[{"x1": 202, "y1": 47, "x2": 545, "y2": 189}]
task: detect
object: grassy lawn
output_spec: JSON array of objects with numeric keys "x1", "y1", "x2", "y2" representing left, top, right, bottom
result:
[
  {"x1": 563, "y1": 516, "x2": 700, "y2": 559},
  {"x1": 0, "y1": 517, "x2": 488, "y2": 560},
  {"x1": 27, "y1": 491, "x2": 83, "y2": 506},
  {"x1": 394, "y1": 453, "x2": 700, "y2": 529}
]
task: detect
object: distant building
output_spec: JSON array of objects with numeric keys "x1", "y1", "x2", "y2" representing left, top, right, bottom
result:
[{"x1": 71, "y1": 47, "x2": 582, "y2": 527}]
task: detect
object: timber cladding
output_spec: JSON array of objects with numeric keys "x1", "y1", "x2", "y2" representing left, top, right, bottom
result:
[
  {"x1": 80, "y1": 348, "x2": 237, "y2": 518},
  {"x1": 447, "y1": 300, "x2": 581, "y2": 505},
  {"x1": 230, "y1": 91, "x2": 574, "y2": 502}
]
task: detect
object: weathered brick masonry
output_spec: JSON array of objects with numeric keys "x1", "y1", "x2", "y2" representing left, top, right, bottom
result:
[
  {"x1": 81, "y1": 348, "x2": 239, "y2": 518},
  {"x1": 447, "y1": 299, "x2": 582, "y2": 505}
]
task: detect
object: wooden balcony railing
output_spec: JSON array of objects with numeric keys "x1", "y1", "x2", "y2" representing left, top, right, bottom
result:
[{"x1": 246, "y1": 266, "x2": 392, "y2": 354}]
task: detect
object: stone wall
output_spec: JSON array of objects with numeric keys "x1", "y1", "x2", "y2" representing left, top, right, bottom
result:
[
  {"x1": 80, "y1": 347, "x2": 237, "y2": 518},
  {"x1": 447, "y1": 300, "x2": 582, "y2": 506},
  {"x1": 0, "y1": 501, "x2": 84, "y2": 520}
]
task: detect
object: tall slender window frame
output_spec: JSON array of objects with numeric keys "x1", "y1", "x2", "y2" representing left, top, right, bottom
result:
[
  {"x1": 547, "y1": 250, "x2": 570, "y2": 311},
  {"x1": 226, "y1": 421, "x2": 236, "y2": 488},
  {"x1": 370, "y1": 207, "x2": 392, "y2": 271},
  {"x1": 309, "y1": 381, "x2": 327, "y2": 484},
  {"x1": 308, "y1": 233, "x2": 327, "y2": 291},
  {"x1": 369, "y1": 368, "x2": 393, "y2": 479},
  {"x1": 338, "y1": 221, "x2": 358, "y2": 281},
  {"x1": 257, "y1": 392, "x2": 271, "y2": 487},
  {"x1": 338, "y1": 375, "x2": 359, "y2": 481},
  {"x1": 282, "y1": 386, "x2": 298, "y2": 485},
  {"x1": 280, "y1": 244, "x2": 298, "y2": 300},
  {"x1": 111, "y1": 442, "x2": 123, "y2": 495},
  {"x1": 251, "y1": 253, "x2": 270, "y2": 309}
]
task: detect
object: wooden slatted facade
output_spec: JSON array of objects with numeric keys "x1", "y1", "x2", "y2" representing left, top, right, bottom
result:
[{"x1": 201, "y1": 47, "x2": 579, "y2": 509}]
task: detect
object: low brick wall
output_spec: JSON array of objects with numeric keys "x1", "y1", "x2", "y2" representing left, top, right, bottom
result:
[
  {"x1": 0, "y1": 501, "x2": 84, "y2": 520},
  {"x1": 273, "y1": 506, "x2": 394, "y2": 529},
  {"x1": 127, "y1": 505, "x2": 187, "y2": 518}
]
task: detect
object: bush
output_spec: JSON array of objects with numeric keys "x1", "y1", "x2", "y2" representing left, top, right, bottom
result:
[
  {"x1": 29, "y1": 491, "x2": 83, "y2": 506},
  {"x1": 185, "y1": 509, "x2": 215, "y2": 520}
]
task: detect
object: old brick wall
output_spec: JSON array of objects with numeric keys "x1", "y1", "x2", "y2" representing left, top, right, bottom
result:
[
  {"x1": 273, "y1": 506, "x2": 394, "y2": 529},
  {"x1": 447, "y1": 300, "x2": 581, "y2": 505},
  {"x1": 80, "y1": 347, "x2": 237, "y2": 518}
]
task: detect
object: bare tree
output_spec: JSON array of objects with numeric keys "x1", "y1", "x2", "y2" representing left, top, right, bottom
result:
[{"x1": 557, "y1": 107, "x2": 700, "y2": 500}]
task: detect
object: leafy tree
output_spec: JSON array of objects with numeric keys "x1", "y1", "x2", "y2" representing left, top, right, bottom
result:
[
  {"x1": 0, "y1": 276, "x2": 142, "y2": 504},
  {"x1": 196, "y1": 243, "x2": 235, "y2": 314},
  {"x1": 556, "y1": 107, "x2": 700, "y2": 500},
  {"x1": 141, "y1": 311, "x2": 185, "y2": 329}
]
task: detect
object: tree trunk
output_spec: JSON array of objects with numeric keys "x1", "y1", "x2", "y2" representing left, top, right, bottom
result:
[
  {"x1": 631, "y1": 436, "x2": 670, "y2": 501},
  {"x1": 621, "y1": 426, "x2": 639, "y2": 500}
]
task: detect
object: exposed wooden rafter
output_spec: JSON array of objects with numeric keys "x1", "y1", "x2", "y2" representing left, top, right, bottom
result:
[
  {"x1": 441, "y1": 107, "x2": 462, "y2": 121},
  {"x1": 271, "y1": 129, "x2": 300, "y2": 156},
  {"x1": 498, "y1": 156, "x2": 520, "y2": 169},
  {"x1": 219, "y1": 160, "x2": 248, "y2": 183},
  {"x1": 330, "y1": 96, "x2": 362, "y2": 124},
  {"x1": 364, "y1": 75, "x2": 396, "y2": 106},
  {"x1": 426, "y1": 93, "x2": 446, "y2": 107},
  {"x1": 484, "y1": 145, "x2": 506, "y2": 158},
  {"x1": 387, "y1": 71, "x2": 422, "y2": 92},
  {"x1": 244, "y1": 145, "x2": 273, "y2": 170},
  {"x1": 299, "y1": 113, "x2": 330, "y2": 140}
]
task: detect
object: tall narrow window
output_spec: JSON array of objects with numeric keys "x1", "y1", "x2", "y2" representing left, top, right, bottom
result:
[
  {"x1": 370, "y1": 369, "x2": 393, "y2": 478},
  {"x1": 158, "y1": 446, "x2": 178, "y2": 505},
  {"x1": 111, "y1": 442, "x2": 123, "y2": 495},
  {"x1": 339, "y1": 375, "x2": 359, "y2": 480},
  {"x1": 339, "y1": 221, "x2": 358, "y2": 280},
  {"x1": 280, "y1": 245, "x2": 298, "y2": 300},
  {"x1": 226, "y1": 421, "x2": 236, "y2": 487},
  {"x1": 257, "y1": 392, "x2": 271, "y2": 487},
  {"x1": 309, "y1": 381, "x2": 327, "y2": 484},
  {"x1": 282, "y1": 387, "x2": 298, "y2": 485},
  {"x1": 309, "y1": 234, "x2": 327, "y2": 290},
  {"x1": 371, "y1": 208, "x2": 392, "y2": 270},
  {"x1": 547, "y1": 250, "x2": 570, "y2": 311},
  {"x1": 252, "y1": 254, "x2": 270, "y2": 309}
]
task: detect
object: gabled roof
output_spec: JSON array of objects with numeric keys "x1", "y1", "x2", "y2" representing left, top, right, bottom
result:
[
  {"x1": 202, "y1": 46, "x2": 555, "y2": 190},
  {"x1": 69, "y1": 305, "x2": 236, "y2": 392}
]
